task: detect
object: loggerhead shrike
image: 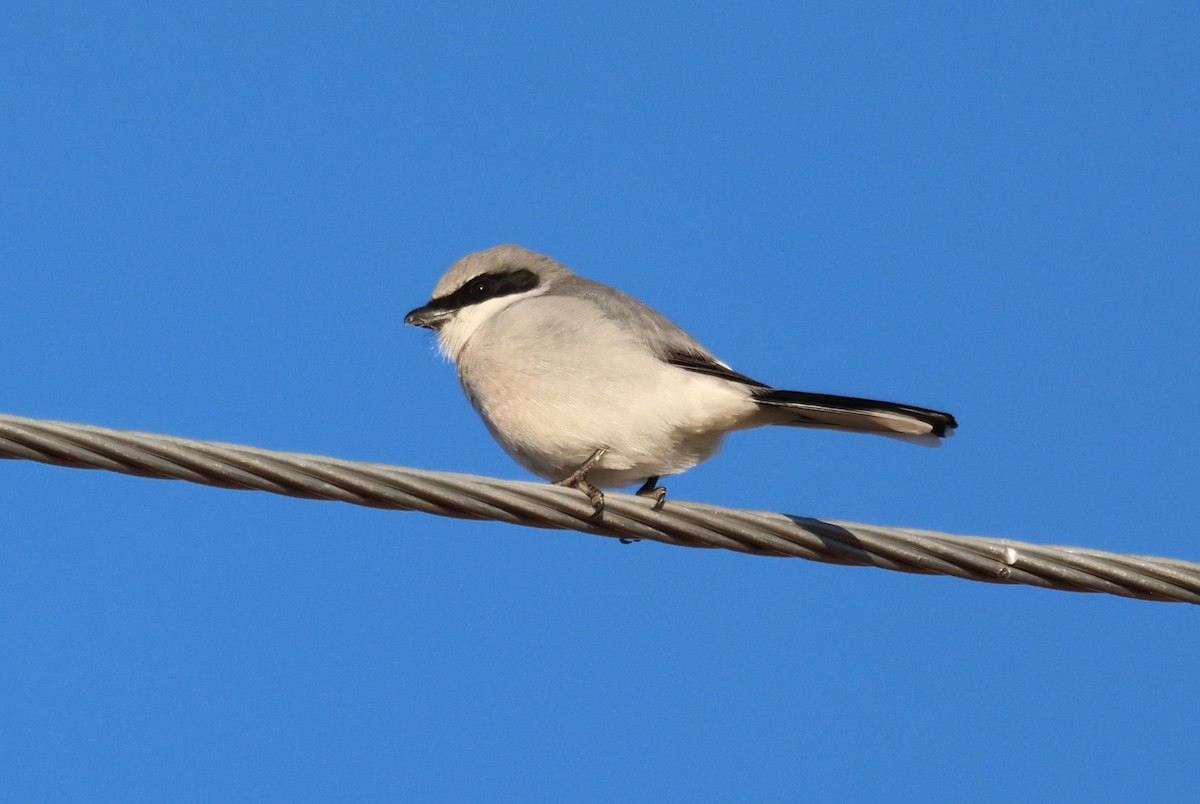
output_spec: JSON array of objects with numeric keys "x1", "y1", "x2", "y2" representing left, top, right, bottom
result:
[{"x1": 405, "y1": 245, "x2": 957, "y2": 515}]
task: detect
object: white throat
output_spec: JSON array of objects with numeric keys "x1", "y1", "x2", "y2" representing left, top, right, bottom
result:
[{"x1": 435, "y1": 288, "x2": 546, "y2": 363}]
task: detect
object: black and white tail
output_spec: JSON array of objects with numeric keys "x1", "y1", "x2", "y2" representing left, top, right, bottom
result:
[{"x1": 752, "y1": 388, "x2": 957, "y2": 441}]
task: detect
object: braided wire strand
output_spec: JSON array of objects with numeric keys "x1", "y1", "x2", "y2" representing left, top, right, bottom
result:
[{"x1": 2, "y1": 413, "x2": 1197, "y2": 604}]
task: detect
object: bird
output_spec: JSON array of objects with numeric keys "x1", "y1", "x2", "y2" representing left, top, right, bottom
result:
[{"x1": 404, "y1": 245, "x2": 957, "y2": 517}]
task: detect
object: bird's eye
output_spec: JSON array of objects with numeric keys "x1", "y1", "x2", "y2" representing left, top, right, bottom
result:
[{"x1": 469, "y1": 278, "x2": 495, "y2": 298}]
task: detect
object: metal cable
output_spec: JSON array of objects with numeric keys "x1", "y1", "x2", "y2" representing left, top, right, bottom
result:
[{"x1": 2, "y1": 413, "x2": 1197, "y2": 604}]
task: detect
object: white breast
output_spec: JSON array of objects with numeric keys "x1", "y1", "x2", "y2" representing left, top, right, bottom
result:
[{"x1": 453, "y1": 294, "x2": 758, "y2": 487}]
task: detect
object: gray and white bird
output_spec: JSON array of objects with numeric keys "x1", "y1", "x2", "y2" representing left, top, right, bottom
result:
[{"x1": 405, "y1": 245, "x2": 956, "y2": 515}]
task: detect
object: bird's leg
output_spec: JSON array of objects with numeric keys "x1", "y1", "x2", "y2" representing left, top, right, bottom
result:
[
  {"x1": 635, "y1": 476, "x2": 667, "y2": 510},
  {"x1": 556, "y1": 447, "x2": 608, "y2": 518}
]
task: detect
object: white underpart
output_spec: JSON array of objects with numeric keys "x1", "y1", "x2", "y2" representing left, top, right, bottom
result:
[
  {"x1": 434, "y1": 287, "x2": 548, "y2": 363},
  {"x1": 450, "y1": 293, "x2": 761, "y2": 488}
]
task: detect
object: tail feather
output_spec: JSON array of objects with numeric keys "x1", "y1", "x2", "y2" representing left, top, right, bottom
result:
[{"x1": 752, "y1": 388, "x2": 957, "y2": 439}]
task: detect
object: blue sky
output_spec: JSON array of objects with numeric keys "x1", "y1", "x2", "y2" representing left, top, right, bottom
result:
[{"x1": 3, "y1": 3, "x2": 1198, "y2": 800}]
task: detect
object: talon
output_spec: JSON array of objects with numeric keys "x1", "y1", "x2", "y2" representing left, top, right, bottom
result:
[
  {"x1": 635, "y1": 476, "x2": 667, "y2": 510},
  {"x1": 581, "y1": 481, "x2": 605, "y2": 519},
  {"x1": 644, "y1": 487, "x2": 666, "y2": 510},
  {"x1": 556, "y1": 447, "x2": 608, "y2": 518}
]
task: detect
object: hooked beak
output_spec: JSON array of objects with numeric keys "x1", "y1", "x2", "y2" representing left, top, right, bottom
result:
[{"x1": 403, "y1": 304, "x2": 452, "y2": 330}]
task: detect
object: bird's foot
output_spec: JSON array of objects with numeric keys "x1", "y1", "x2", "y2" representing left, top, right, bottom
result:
[
  {"x1": 556, "y1": 447, "x2": 608, "y2": 519},
  {"x1": 635, "y1": 476, "x2": 667, "y2": 511},
  {"x1": 614, "y1": 476, "x2": 667, "y2": 544}
]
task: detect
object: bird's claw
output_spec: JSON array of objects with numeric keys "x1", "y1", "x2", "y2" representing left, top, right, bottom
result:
[
  {"x1": 635, "y1": 476, "x2": 667, "y2": 510},
  {"x1": 556, "y1": 447, "x2": 608, "y2": 519}
]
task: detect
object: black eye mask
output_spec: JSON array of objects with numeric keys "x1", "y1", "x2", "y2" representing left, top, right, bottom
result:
[{"x1": 423, "y1": 268, "x2": 540, "y2": 313}]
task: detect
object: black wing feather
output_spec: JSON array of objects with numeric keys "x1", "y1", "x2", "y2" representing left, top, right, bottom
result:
[
  {"x1": 664, "y1": 348, "x2": 957, "y2": 438},
  {"x1": 753, "y1": 388, "x2": 958, "y2": 437},
  {"x1": 663, "y1": 348, "x2": 768, "y2": 388}
]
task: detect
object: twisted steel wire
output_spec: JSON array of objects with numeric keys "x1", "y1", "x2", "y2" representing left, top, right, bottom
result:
[{"x1": 2, "y1": 413, "x2": 1197, "y2": 604}]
